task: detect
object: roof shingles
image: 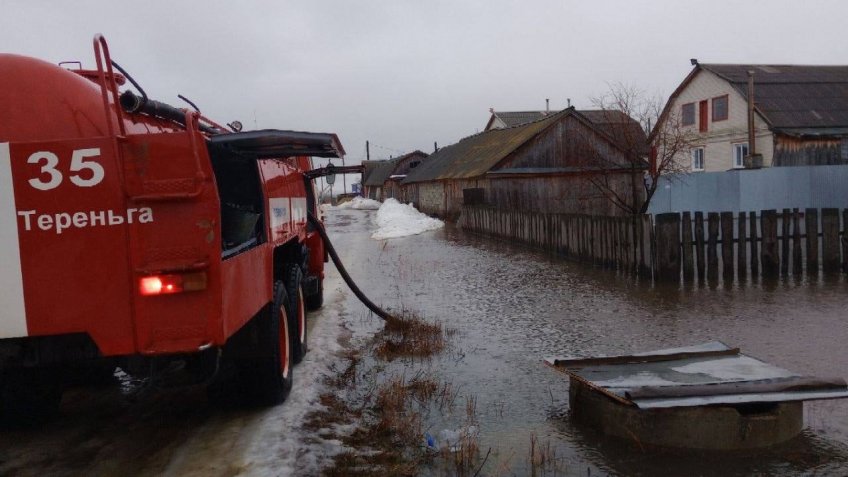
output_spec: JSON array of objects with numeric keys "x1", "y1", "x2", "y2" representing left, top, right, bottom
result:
[
  {"x1": 405, "y1": 108, "x2": 647, "y2": 184},
  {"x1": 700, "y1": 64, "x2": 848, "y2": 129}
]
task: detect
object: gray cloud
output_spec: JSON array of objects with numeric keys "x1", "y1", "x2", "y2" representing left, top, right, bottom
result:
[{"x1": 3, "y1": 0, "x2": 846, "y2": 193}]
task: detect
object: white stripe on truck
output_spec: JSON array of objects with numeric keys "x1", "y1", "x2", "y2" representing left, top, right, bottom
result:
[{"x1": 0, "y1": 143, "x2": 28, "y2": 338}]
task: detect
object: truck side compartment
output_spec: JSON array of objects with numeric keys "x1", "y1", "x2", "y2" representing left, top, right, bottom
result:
[{"x1": 0, "y1": 35, "x2": 347, "y2": 423}]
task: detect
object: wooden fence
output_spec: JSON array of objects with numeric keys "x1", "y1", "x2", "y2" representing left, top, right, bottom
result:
[
  {"x1": 459, "y1": 206, "x2": 654, "y2": 276},
  {"x1": 458, "y1": 206, "x2": 848, "y2": 282}
]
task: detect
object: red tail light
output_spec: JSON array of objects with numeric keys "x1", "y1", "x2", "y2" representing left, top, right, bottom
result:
[{"x1": 139, "y1": 272, "x2": 207, "y2": 296}]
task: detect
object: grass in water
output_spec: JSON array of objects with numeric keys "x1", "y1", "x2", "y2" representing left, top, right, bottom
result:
[{"x1": 375, "y1": 311, "x2": 447, "y2": 361}]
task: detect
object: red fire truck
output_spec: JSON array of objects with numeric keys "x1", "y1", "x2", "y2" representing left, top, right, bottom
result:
[{"x1": 0, "y1": 35, "x2": 344, "y2": 423}]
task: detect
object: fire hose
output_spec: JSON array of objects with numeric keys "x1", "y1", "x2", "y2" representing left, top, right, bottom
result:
[{"x1": 306, "y1": 211, "x2": 395, "y2": 323}]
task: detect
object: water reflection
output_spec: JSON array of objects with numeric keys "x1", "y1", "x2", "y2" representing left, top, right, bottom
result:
[
  {"x1": 329, "y1": 210, "x2": 848, "y2": 476},
  {"x1": 556, "y1": 416, "x2": 848, "y2": 477}
]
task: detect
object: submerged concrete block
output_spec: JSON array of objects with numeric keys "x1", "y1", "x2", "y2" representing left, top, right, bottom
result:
[{"x1": 569, "y1": 378, "x2": 803, "y2": 450}]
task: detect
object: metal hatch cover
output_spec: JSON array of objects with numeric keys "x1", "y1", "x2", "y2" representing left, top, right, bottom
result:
[{"x1": 545, "y1": 341, "x2": 848, "y2": 409}]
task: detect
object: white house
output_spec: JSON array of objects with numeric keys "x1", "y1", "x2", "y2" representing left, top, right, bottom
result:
[{"x1": 653, "y1": 61, "x2": 848, "y2": 173}]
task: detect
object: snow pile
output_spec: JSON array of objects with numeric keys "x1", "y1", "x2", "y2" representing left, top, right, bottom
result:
[
  {"x1": 371, "y1": 198, "x2": 444, "y2": 240},
  {"x1": 335, "y1": 196, "x2": 382, "y2": 210}
]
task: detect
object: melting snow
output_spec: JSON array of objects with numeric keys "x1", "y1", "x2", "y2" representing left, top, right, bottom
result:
[
  {"x1": 593, "y1": 371, "x2": 679, "y2": 388},
  {"x1": 671, "y1": 356, "x2": 798, "y2": 381},
  {"x1": 334, "y1": 196, "x2": 382, "y2": 210},
  {"x1": 371, "y1": 198, "x2": 444, "y2": 240}
]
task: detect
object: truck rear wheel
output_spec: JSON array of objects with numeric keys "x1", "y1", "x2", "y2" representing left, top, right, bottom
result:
[
  {"x1": 305, "y1": 276, "x2": 323, "y2": 311},
  {"x1": 239, "y1": 281, "x2": 293, "y2": 406},
  {"x1": 0, "y1": 367, "x2": 63, "y2": 426},
  {"x1": 285, "y1": 263, "x2": 308, "y2": 364}
]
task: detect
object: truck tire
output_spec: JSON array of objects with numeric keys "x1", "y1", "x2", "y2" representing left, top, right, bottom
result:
[
  {"x1": 0, "y1": 368, "x2": 63, "y2": 426},
  {"x1": 284, "y1": 263, "x2": 308, "y2": 364},
  {"x1": 239, "y1": 281, "x2": 293, "y2": 406},
  {"x1": 305, "y1": 277, "x2": 323, "y2": 311}
]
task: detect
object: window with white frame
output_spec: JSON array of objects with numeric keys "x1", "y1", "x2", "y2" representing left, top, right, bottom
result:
[
  {"x1": 691, "y1": 147, "x2": 704, "y2": 171},
  {"x1": 733, "y1": 143, "x2": 748, "y2": 169}
]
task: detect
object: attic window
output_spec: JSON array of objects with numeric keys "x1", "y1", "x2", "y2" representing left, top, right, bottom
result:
[
  {"x1": 712, "y1": 95, "x2": 728, "y2": 121},
  {"x1": 409, "y1": 161, "x2": 420, "y2": 168},
  {"x1": 682, "y1": 103, "x2": 695, "y2": 126}
]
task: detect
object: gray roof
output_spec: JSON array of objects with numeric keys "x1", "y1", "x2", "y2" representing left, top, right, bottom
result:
[
  {"x1": 362, "y1": 150, "x2": 429, "y2": 187},
  {"x1": 700, "y1": 64, "x2": 848, "y2": 129},
  {"x1": 488, "y1": 109, "x2": 647, "y2": 154},
  {"x1": 405, "y1": 108, "x2": 647, "y2": 184},
  {"x1": 488, "y1": 111, "x2": 554, "y2": 129},
  {"x1": 363, "y1": 158, "x2": 400, "y2": 187},
  {"x1": 406, "y1": 109, "x2": 569, "y2": 183},
  {"x1": 360, "y1": 160, "x2": 383, "y2": 186}
]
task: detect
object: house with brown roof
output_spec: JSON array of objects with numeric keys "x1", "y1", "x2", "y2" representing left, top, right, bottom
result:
[
  {"x1": 403, "y1": 107, "x2": 648, "y2": 218},
  {"x1": 653, "y1": 61, "x2": 848, "y2": 173}
]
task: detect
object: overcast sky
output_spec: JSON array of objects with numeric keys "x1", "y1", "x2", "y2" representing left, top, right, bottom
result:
[{"x1": 2, "y1": 0, "x2": 847, "y2": 190}]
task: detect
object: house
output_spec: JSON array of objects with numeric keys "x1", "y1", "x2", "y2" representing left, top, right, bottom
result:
[
  {"x1": 654, "y1": 61, "x2": 848, "y2": 173},
  {"x1": 360, "y1": 160, "x2": 383, "y2": 199},
  {"x1": 361, "y1": 151, "x2": 428, "y2": 201},
  {"x1": 403, "y1": 107, "x2": 647, "y2": 218},
  {"x1": 485, "y1": 109, "x2": 555, "y2": 131}
]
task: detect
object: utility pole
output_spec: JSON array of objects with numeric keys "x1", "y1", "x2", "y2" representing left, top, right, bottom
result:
[
  {"x1": 747, "y1": 70, "x2": 756, "y2": 158},
  {"x1": 366, "y1": 140, "x2": 370, "y2": 161}
]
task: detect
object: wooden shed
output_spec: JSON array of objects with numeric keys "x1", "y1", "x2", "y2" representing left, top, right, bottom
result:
[
  {"x1": 403, "y1": 107, "x2": 648, "y2": 219},
  {"x1": 361, "y1": 151, "x2": 428, "y2": 202}
]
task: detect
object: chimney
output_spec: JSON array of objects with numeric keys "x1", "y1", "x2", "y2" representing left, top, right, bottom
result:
[
  {"x1": 545, "y1": 98, "x2": 550, "y2": 113},
  {"x1": 567, "y1": 98, "x2": 571, "y2": 108},
  {"x1": 489, "y1": 107, "x2": 494, "y2": 114},
  {"x1": 690, "y1": 58, "x2": 699, "y2": 66}
]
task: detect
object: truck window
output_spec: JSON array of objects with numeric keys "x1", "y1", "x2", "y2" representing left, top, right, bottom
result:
[{"x1": 207, "y1": 143, "x2": 266, "y2": 258}]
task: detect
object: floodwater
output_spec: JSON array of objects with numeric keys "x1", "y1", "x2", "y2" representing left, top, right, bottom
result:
[
  {"x1": 326, "y1": 208, "x2": 848, "y2": 476},
  {"x1": 0, "y1": 206, "x2": 846, "y2": 476}
]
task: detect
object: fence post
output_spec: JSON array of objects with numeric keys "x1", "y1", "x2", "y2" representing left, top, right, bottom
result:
[
  {"x1": 580, "y1": 216, "x2": 586, "y2": 261},
  {"x1": 655, "y1": 213, "x2": 681, "y2": 282},
  {"x1": 843, "y1": 209, "x2": 848, "y2": 273},
  {"x1": 583, "y1": 216, "x2": 589, "y2": 261},
  {"x1": 707, "y1": 213, "x2": 719, "y2": 281},
  {"x1": 750, "y1": 211, "x2": 759, "y2": 276},
  {"x1": 613, "y1": 218, "x2": 621, "y2": 269},
  {"x1": 781, "y1": 209, "x2": 790, "y2": 275},
  {"x1": 761, "y1": 210, "x2": 779, "y2": 276},
  {"x1": 592, "y1": 217, "x2": 600, "y2": 264},
  {"x1": 610, "y1": 218, "x2": 617, "y2": 268},
  {"x1": 600, "y1": 217, "x2": 607, "y2": 265},
  {"x1": 640, "y1": 214, "x2": 653, "y2": 277},
  {"x1": 681, "y1": 212, "x2": 694, "y2": 281},
  {"x1": 721, "y1": 212, "x2": 734, "y2": 279},
  {"x1": 822, "y1": 208, "x2": 840, "y2": 272},
  {"x1": 805, "y1": 208, "x2": 819, "y2": 273},
  {"x1": 792, "y1": 209, "x2": 802, "y2": 275},
  {"x1": 695, "y1": 212, "x2": 705, "y2": 281},
  {"x1": 738, "y1": 211, "x2": 747, "y2": 279}
]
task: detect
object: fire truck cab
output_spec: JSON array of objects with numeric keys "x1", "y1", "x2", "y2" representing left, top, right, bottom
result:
[{"x1": 0, "y1": 35, "x2": 342, "y2": 423}]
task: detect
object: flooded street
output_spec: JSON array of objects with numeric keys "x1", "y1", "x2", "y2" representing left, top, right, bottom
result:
[
  {"x1": 0, "y1": 206, "x2": 847, "y2": 476},
  {"x1": 327, "y1": 207, "x2": 848, "y2": 476}
]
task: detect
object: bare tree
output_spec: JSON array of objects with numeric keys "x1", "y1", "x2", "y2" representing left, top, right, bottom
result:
[{"x1": 584, "y1": 82, "x2": 694, "y2": 215}]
